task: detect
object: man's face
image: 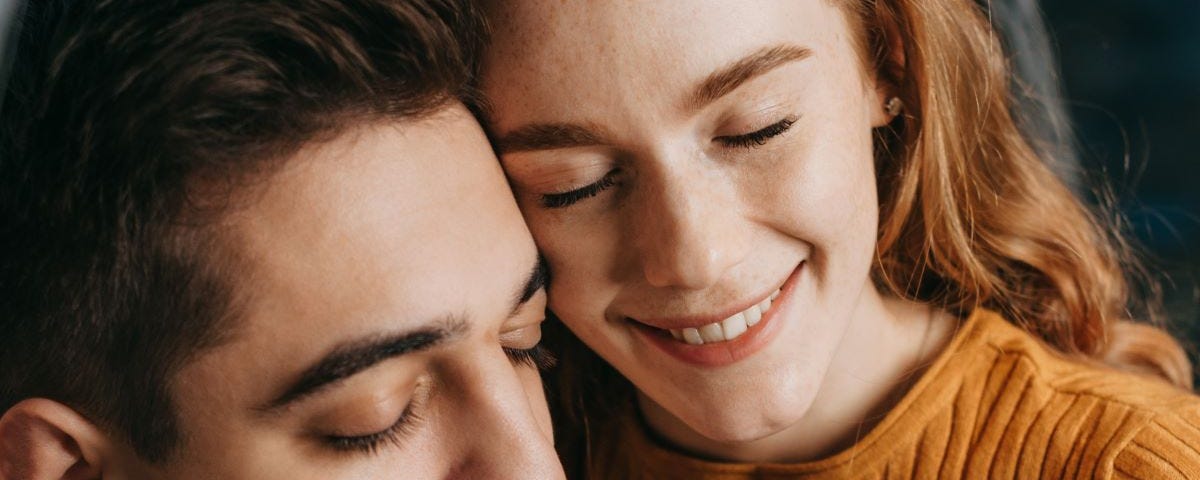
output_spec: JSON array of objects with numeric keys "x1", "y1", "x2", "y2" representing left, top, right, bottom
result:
[{"x1": 135, "y1": 105, "x2": 563, "y2": 479}]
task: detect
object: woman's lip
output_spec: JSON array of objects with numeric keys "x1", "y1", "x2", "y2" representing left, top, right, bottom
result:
[
  {"x1": 629, "y1": 273, "x2": 794, "y2": 331},
  {"x1": 632, "y1": 263, "x2": 804, "y2": 368}
]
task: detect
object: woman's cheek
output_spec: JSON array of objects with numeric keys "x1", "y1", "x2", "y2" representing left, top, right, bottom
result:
[{"x1": 542, "y1": 218, "x2": 622, "y2": 326}]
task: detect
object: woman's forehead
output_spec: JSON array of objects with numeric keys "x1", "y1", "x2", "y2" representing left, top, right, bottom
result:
[
  {"x1": 479, "y1": 2, "x2": 860, "y2": 128},
  {"x1": 482, "y1": 1, "x2": 848, "y2": 62}
]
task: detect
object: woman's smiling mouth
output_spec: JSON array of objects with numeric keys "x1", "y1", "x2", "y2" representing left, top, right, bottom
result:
[
  {"x1": 668, "y1": 288, "x2": 781, "y2": 344},
  {"x1": 628, "y1": 262, "x2": 804, "y2": 367}
]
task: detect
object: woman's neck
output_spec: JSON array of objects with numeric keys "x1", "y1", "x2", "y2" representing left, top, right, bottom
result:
[{"x1": 637, "y1": 291, "x2": 957, "y2": 463}]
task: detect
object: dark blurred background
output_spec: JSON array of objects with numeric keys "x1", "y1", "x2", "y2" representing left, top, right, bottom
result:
[{"x1": 1036, "y1": 2, "x2": 1200, "y2": 385}]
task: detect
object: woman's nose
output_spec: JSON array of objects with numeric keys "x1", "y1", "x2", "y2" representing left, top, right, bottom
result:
[{"x1": 629, "y1": 158, "x2": 749, "y2": 290}]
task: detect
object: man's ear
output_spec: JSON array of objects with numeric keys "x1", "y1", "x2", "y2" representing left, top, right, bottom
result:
[{"x1": 0, "y1": 398, "x2": 110, "y2": 480}]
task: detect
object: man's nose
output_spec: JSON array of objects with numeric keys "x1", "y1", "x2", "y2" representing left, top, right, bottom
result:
[{"x1": 445, "y1": 350, "x2": 565, "y2": 480}]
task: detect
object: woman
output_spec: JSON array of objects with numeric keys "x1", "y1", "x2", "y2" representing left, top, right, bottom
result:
[{"x1": 476, "y1": 0, "x2": 1200, "y2": 478}]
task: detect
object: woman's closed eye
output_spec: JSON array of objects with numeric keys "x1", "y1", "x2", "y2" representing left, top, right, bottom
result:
[
  {"x1": 539, "y1": 169, "x2": 621, "y2": 209},
  {"x1": 715, "y1": 116, "x2": 797, "y2": 149},
  {"x1": 532, "y1": 116, "x2": 796, "y2": 209}
]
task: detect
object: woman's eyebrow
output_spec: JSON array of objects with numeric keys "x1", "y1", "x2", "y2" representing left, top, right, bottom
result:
[
  {"x1": 687, "y1": 44, "x2": 813, "y2": 112},
  {"x1": 494, "y1": 121, "x2": 612, "y2": 154},
  {"x1": 494, "y1": 44, "x2": 811, "y2": 155}
]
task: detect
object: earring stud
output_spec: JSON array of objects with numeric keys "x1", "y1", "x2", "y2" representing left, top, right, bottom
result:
[{"x1": 885, "y1": 96, "x2": 904, "y2": 116}]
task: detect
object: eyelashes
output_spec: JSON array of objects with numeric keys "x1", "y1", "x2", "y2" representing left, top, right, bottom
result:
[
  {"x1": 504, "y1": 344, "x2": 557, "y2": 371},
  {"x1": 536, "y1": 116, "x2": 796, "y2": 209},
  {"x1": 322, "y1": 343, "x2": 554, "y2": 456},
  {"x1": 540, "y1": 171, "x2": 619, "y2": 208},
  {"x1": 716, "y1": 116, "x2": 797, "y2": 148},
  {"x1": 323, "y1": 401, "x2": 424, "y2": 455}
]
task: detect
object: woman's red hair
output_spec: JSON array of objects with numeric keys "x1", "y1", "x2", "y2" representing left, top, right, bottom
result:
[{"x1": 843, "y1": 0, "x2": 1192, "y2": 388}]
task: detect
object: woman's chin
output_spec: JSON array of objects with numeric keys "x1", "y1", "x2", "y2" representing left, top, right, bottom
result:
[
  {"x1": 690, "y1": 418, "x2": 797, "y2": 445},
  {"x1": 642, "y1": 390, "x2": 818, "y2": 448}
]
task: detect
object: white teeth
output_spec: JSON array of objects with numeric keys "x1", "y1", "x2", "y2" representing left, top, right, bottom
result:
[
  {"x1": 699, "y1": 323, "x2": 724, "y2": 343},
  {"x1": 666, "y1": 287, "x2": 781, "y2": 344},
  {"x1": 743, "y1": 302, "x2": 762, "y2": 327},
  {"x1": 721, "y1": 312, "x2": 747, "y2": 339},
  {"x1": 757, "y1": 298, "x2": 771, "y2": 316}
]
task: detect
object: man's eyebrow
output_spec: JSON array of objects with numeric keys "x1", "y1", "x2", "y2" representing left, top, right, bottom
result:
[
  {"x1": 510, "y1": 255, "x2": 548, "y2": 316},
  {"x1": 688, "y1": 44, "x2": 813, "y2": 111},
  {"x1": 493, "y1": 122, "x2": 611, "y2": 154},
  {"x1": 257, "y1": 316, "x2": 469, "y2": 413}
]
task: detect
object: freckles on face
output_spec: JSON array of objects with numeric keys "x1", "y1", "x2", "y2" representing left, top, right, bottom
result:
[
  {"x1": 483, "y1": 0, "x2": 882, "y2": 302},
  {"x1": 481, "y1": 0, "x2": 890, "y2": 443},
  {"x1": 763, "y1": 95, "x2": 880, "y2": 281}
]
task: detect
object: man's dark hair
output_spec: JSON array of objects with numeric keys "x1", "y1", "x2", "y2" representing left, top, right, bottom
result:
[{"x1": 0, "y1": 0, "x2": 485, "y2": 462}]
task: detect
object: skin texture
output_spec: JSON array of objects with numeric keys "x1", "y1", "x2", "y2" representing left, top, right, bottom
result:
[
  {"x1": 481, "y1": 1, "x2": 955, "y2": 463},
  {"x1": 0, "y1": 105, "x2": 565, "y2": 479}
]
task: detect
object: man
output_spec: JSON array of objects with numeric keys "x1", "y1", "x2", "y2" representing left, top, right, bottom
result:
[{"x1": 0, "y1": 0, "x2": 563, "y2": 478}]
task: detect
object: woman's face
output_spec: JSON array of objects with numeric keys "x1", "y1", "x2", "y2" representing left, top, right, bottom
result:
[{"x1": 481, "y1": 1, "x2": 893, "y2": 443}]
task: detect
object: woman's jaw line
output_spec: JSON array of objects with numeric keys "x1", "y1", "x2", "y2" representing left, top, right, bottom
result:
[{"x1": 630, "y1": 281, "x2": 944, "y2": 463}]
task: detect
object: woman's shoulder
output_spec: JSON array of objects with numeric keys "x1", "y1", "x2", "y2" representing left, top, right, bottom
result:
[
  {"x1": 583, "y1": 310, "x2": 1200, "y2": 479},
  {"x1": 958, "y1": 309, "x2": 1200, "y2": 478},
  {"x1": 965, "y1": 309, "x2": 1196, "y2": 407},
  {"x1": 1110, "y1": 401, "x2": 1200, "y2": 479}
]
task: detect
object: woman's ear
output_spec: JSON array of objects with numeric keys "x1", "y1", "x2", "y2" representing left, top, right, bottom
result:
[
  {"x1": 869, "y1": 7, "x2": 908, "y2": 128},
  {"x1": 0, "y1": 398, "x2": 110, "y2": 480}
]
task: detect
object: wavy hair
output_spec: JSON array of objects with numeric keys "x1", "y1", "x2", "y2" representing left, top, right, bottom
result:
[
  {"x1": 540, "y1": 0, "x2": 1192, "y2": 473},
  {"x1": 842, "y1": 0, "x2": 1192, "y2": 388}
]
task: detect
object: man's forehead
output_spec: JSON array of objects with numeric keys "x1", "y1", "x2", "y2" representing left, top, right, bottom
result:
[{"x1": 172, "y1": 109, "x2": 539, "y2": 412}]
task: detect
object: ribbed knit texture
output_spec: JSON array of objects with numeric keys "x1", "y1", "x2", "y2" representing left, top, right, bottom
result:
[{"x1": 590, "y1": 310, "x2": 1200, "y2": 479}]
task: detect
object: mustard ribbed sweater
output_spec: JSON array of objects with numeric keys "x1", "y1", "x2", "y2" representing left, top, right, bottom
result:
[{"x1": 594, "y1": 310, "x2": 1200, "y2": 479}]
